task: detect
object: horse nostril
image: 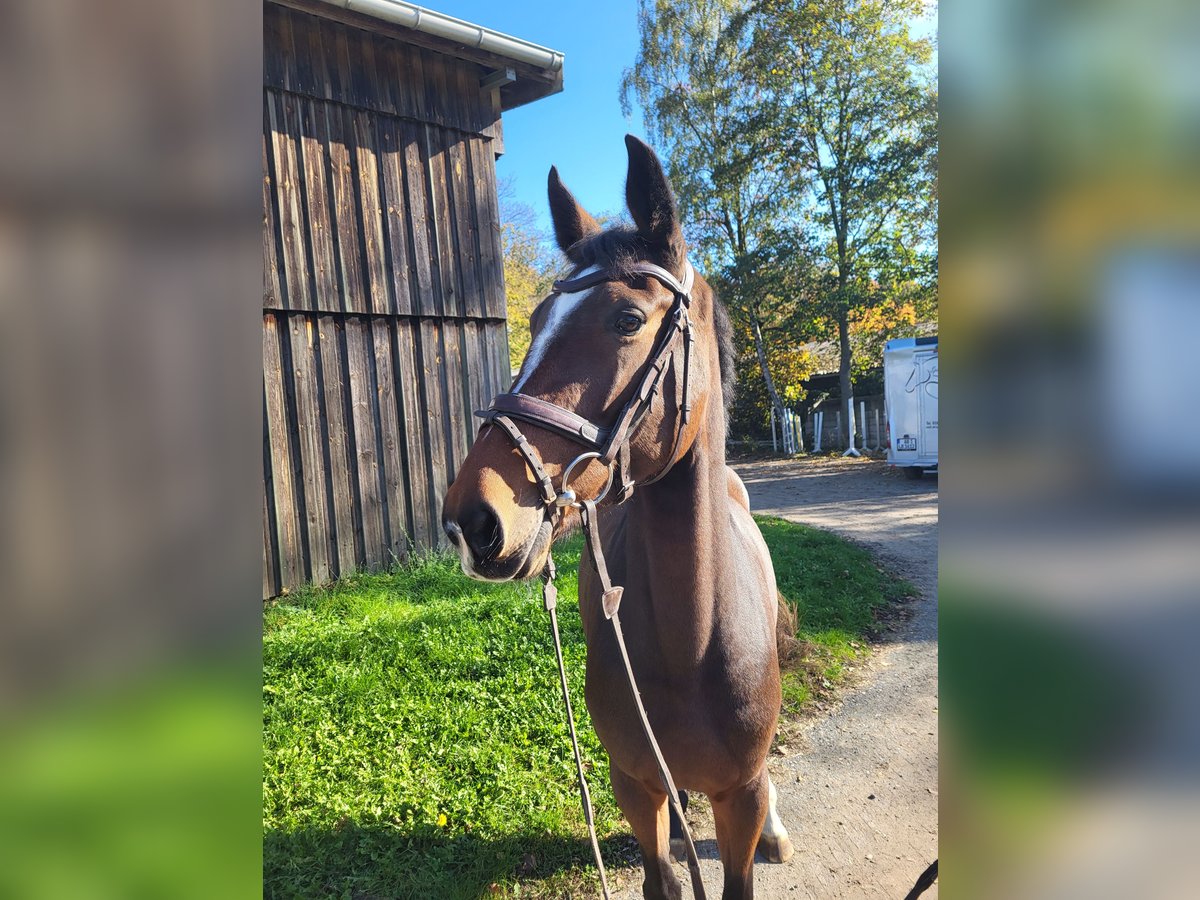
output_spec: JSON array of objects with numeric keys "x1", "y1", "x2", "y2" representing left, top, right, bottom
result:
[
  {"x1": 444, "y1": 521, "x2": 462, "y2": 547},
  {"x1": 461, "y1": 504, "x2": 502, "y2": 564}
]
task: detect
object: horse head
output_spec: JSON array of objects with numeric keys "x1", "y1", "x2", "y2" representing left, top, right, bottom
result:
[{"x1": 442, "y1": 136, "x2": 723, "y2": 582}]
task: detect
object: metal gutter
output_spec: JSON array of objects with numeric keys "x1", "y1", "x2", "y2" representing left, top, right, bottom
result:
[{"x1": 315, "y1": 0, "x2": 564, "y2": 71}]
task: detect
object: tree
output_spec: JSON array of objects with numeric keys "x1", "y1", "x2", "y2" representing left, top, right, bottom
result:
[
  {"x1": 746, "y1": 0, "x2": 937, "y2": 447},
  {"x1": 497, "y1": 178, "x2": 561, "y2": 372},
  {"x1": 621, "y1": 0, "x2": 804, "y2": 427}
]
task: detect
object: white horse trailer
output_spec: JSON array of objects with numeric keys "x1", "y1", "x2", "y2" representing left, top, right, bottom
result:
[{"x1": 884, "y1": 336, "x2": 938, "y2": 478}]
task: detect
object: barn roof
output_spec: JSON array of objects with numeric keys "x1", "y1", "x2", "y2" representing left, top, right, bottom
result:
[{"x1": 280, "y1": 0, "x2": 564, "y2": 110}]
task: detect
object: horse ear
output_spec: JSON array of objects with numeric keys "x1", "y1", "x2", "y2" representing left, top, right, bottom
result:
[
  {"x1": 547, "y1": 166, "x2": 600, "y2": 258},
  {"x1": 624, "y1": 135, "x2": 684, "y2": 260}
]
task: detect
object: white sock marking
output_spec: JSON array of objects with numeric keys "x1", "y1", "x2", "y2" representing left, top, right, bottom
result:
[{"x1": 763, "y1": 776, "x2": 789, "y2": 841}]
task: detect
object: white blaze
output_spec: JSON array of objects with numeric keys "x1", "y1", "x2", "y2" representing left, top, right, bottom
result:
[{"x1": 511, "y1": 265, "x2": 598, "y2": 392}]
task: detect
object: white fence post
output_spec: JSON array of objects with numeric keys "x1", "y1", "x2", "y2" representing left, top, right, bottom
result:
[
  {"x1": 873, "y1": 407, "x2": 882, "y2": 452},
  {"x1": 770, "y1": 406, "x2": 778, "y2": 453},
  {"x1": 814, "y1": 411, "x2": 824, "y2": 452}
]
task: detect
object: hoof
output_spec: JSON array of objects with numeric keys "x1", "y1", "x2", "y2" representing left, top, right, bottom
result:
[
  {"x1": 757, "y1": 833, "x2": 795, "y2": 864},
  {"x1": 669, "y1": 837, "x2": 687, "y2": 863}
]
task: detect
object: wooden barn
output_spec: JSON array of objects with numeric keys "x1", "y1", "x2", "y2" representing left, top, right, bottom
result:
[{"x1": 262, "y1": 0, "x2": 563, "y2": 598}]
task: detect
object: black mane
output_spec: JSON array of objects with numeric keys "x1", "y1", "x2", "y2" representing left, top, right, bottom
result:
[{"x1": 566, "y1": 227, "x2": 738, "y2": 422}]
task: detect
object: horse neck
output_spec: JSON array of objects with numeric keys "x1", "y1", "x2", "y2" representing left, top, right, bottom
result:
[{"x1": 625, "y1": 394, "x2": 733, "y2": 669}]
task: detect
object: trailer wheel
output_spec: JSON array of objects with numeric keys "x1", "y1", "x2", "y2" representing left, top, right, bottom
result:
[{"x1": 903, "y1": 466, "x2": 924, "y2": 480}]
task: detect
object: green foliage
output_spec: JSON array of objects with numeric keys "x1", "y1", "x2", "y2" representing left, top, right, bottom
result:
[
  {"x1": 746, "y1": 0, "x2": 937, "y2": 438},
  {"x1": 759, "y1": 516, "x2": 915, "y2": 714},
  {"x1": 263, "y1": 518, "x2": 908, "y2": 898},
  {"x1": 502, "y1": 220, "x2": 558, "y2": 373},
  {"x1": 623, "y1": 0, "x2": 937, "y2": 436},
  {"x1": 497, "y1": 178, "x2": 563, "y2": 374},
  {"x1": 622, "y1": 0, "x2": 806, "y2": 421}
]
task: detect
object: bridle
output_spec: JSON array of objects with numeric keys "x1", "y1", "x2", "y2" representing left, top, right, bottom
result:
[
  {"x1": 473, "y1": 259, "x2": 708, "y2": 899},
  {"x1": 475, "y1": 258, "x2": 698, "y2": 510}
]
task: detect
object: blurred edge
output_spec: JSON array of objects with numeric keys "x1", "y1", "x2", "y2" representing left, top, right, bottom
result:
[
  {"x1": 942, "y1": 0, "x2": 1200, "y2": 897},
  {"x1": 0, "y1": 1, "x2": 261, "y2": 897},
  {"x1": 2, "y1": 0, "x2": 1200, "y2": 897}
]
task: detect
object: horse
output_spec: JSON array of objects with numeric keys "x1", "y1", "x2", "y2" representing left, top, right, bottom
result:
[{"x1": 442, "y1": 135, "x2": 792, "y2": 900}]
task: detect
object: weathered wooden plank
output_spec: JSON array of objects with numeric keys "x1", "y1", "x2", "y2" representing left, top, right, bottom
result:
[
  {"x1": 393, "y1": 319, "x2": 433, "y2": 548},
  {"x1": 391, "y1": 37, "x2": 420, "y2": 122},
  {"x1": 407, "y1": 46, "x2": 430, "y2": 126},
  {"x1": 372, "y1": 31, "x2": 406, "y2": 119},
  {"x1": 461, "y1": 319, "x2": 487, "y2": 429},
  {"x1": 317, "y1": 16, "x2": 348, "y2": 103},
  {"x1": 263, "y1": 123, "x2": 285, "y2": 309},
  {"x1": 290, "y1": 6, "x2": 320, "y2": 97},
  {"x1": 354, "y1": 28, "x2": 388, "y2": 115},
  {"x1": 344, "y1": 317, "x2": 386, "y2": 567},
  {"x1": 274, "y1": 6, "x2": 301, "y2": 94},
  {"x1": 297, "y1": 7, "x2": 332, "y2": 107},
  {"x1": 352, "y1": 110, "x2": 393, "y2": 315},
  {"x1": 398, "y1": 119, "x2": 436, "y2": 314},
  {"x1": 370, "y1": 319, "x2": 409, "y2": 561},
  {"x1": 318, "y1": 315, "x2": 360, "y2": 575},
  {"x1": 487, "y1": 320, "x2": 514, "y2": 393},
  {"x1": 349, "y1": 25, "x2": 377, "y2": 113},
  {"x1": 263, "y1": 313, "x2": 304, "y2": 591},
  {"x1": 469, "y1": 136, "x2": 507, "y2": 318},
  {"x1": 267, "y1": 90, "x2": 313, "y2": 311},
  {"x1": 423, "y1": 124, "x2": 456, "y2": 317},
  {"x1": 332, "y1": 20, "x2": 360, "y2": 109},
  {"x1": 375, "y1": 116, "x2": 414, "y2": 316},
  {"x1": 324, "y1": 104, "x2": 365, "y2": 313},
  {"x1": 297, "y1": 98, "x2": 340, "y2": 312},
  {"x1": 446, "y1": 137, "x2": 482, "y2": 318},
  {"x1": 449, "y1": 57, "x2": 482, "y2": 136},
  {"x1": 426, "y1": 51, "x2": 453, "y2": 131},
  {"x1": 263, "y1": 5, "x2": 287, "y2": 91},
  {"x1": 440, "y1": 320, "x2": 470, "y2": 475},
  {"x1": 288, "y1": 315, "x2": 333, "y2": 584},
  {"x1": 417, "y1": 318, "x2": 449, "y2": 545}
]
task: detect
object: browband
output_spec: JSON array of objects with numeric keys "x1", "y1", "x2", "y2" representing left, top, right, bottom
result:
[{"x1": 552, "y1": 261, "x2": 694, "y2": 303}]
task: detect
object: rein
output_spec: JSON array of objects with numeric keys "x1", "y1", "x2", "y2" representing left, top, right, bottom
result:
[{"x1": 474, "y1": 260, "x2": 707, "y2": 900}]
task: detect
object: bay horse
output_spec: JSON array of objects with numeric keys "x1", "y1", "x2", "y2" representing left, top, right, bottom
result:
[{"x1": 442, "y1": 136, "x2": 792, "y2": 900}]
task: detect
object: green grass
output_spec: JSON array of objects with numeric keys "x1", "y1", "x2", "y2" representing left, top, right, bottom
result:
[
  {"x1": 759, "y1": 517, "x2": 916, "y2": 714},
  {"x1": 263, "y1": 517, "x2": 912, "y2": 899}
]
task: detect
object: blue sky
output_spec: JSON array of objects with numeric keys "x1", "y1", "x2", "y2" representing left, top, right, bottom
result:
[
  {"x1": 435, "y1": 0, "x2": 648, "y2": 232},
  {"x1": 434, "y1": 1, "x2": 936, "y2": 235}
]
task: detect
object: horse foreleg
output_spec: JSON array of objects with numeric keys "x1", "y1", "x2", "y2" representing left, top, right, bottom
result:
[
  {"x1": 711, "y1": 768, "x2": 770, "y2": 900},
  {"x1": 756, "y1": 775, "x2": 794, "y2": 863},
  {"x1": 610, "y1": 764, "x2": 681, "y2": 900},
  {"x1": 667, "y1": 789, "x2": 689, "y2": 861}
]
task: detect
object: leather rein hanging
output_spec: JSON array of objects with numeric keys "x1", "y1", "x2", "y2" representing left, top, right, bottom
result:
[{"x1": 473, "y1": 260, "x2": 708, "y2": 900}]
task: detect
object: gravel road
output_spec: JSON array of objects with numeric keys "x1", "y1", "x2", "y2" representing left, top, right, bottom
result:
[{"x1": 610, "y1": 456, "x2": 938, "y2": 899}]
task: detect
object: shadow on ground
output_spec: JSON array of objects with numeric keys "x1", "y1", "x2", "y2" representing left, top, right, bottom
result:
[{"x1": 264, "y1": 823, "x2": 639, "y2": 900}]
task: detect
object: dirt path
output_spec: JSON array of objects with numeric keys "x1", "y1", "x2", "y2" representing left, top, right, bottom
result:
[{"x1": 612, "y1": 457, "x2": 938, "y2": 899}]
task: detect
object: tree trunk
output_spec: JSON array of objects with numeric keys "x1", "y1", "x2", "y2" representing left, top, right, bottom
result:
[
  {"x1": 837, "y1": 310, "x2": 855, "y2": 449},
  {"x1": 751, "y1": 314, "x2": 786, "y2": 437}
]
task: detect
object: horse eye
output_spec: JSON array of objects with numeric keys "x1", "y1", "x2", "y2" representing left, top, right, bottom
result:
[{"x1": 615, "y1": 312, "x2": 643, "y2": 335}]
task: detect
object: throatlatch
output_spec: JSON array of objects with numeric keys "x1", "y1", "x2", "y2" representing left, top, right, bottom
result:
[{"x1": 476, "y1": 260, "x2": 708, "y2": 899}]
